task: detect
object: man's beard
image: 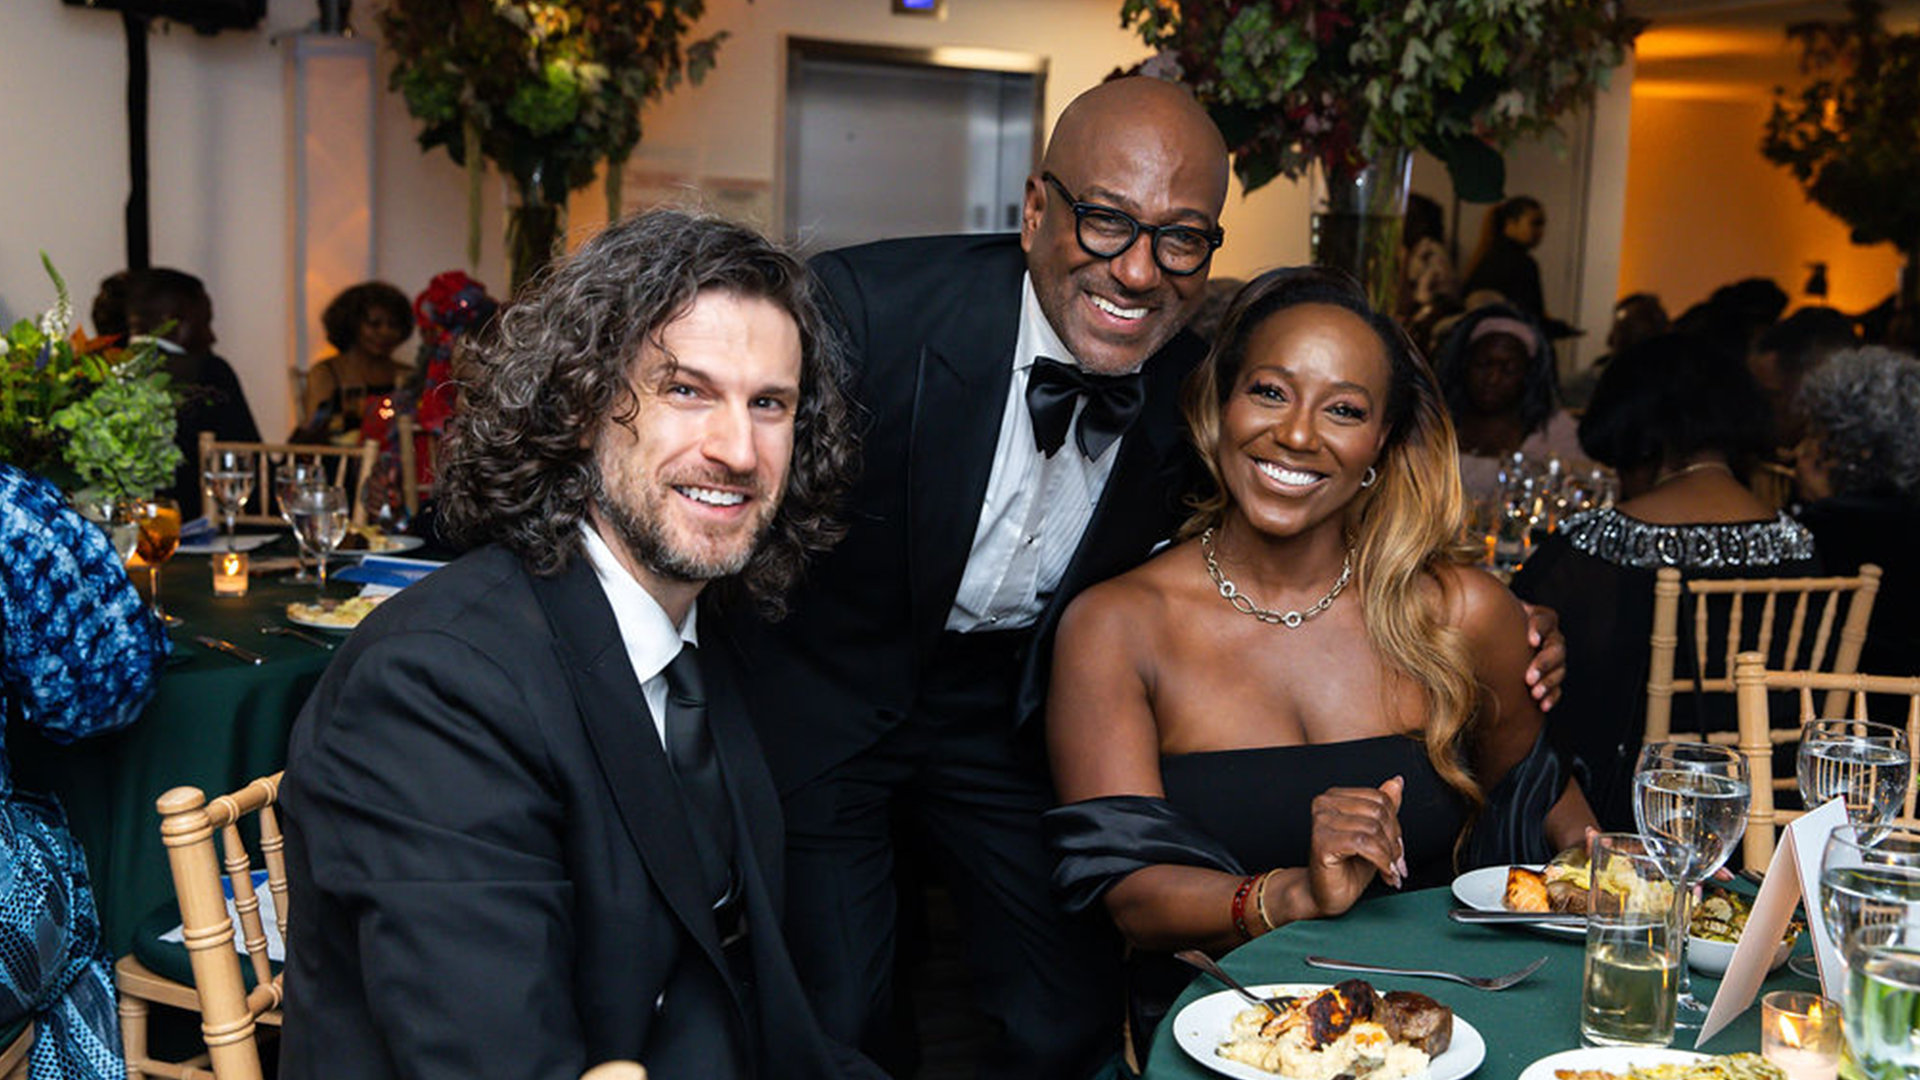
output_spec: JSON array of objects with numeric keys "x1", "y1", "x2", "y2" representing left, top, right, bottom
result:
[{"x1": 592, "y1": 470, "x2": 776, "y2": 584}]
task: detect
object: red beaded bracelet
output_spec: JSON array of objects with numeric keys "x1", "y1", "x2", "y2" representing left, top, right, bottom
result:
[{"x1": 1230, "y1": 874, "x2": 1258, "y2": 941}]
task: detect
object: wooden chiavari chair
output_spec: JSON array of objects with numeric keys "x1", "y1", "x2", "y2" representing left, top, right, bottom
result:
[
  {"x1": 116, "y1": 774, "x2": 286, "y2": 1080},
  {"x1": 1732, "y1": 653, "x2": 1920, "y2": 866},
  {"x1": 1645, "y1": 564, "x2": 1881, "y2": 744},
  {"x1": 197, "y1": 431, "x2": 377, "y2": 528}
]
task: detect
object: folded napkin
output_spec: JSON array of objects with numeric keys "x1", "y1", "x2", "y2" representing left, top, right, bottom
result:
[{"x1": 332, "y1": 555, "x2": 446, "y2": 590}]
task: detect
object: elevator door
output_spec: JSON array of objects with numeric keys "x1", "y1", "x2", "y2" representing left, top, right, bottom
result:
[{"x1": 784, "y1": 44, "x2": 1042, "y2": 254}]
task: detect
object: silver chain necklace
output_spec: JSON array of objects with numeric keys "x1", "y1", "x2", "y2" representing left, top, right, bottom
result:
[{"x1": 1200, "y1": 527, "x2": 1354, "y2": 628}]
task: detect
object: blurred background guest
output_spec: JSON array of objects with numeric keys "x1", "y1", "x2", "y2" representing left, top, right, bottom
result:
[
  {"x1": 1511, "y1": 332, "x2": 1816, "y2": 829},
  {"x1": 296, "y1": 281, "x2": 413, "y2": 444},
  {"x1": 1794, "y1": 346, "x2": 1920, "y2": 676},
  {"x1": 1562, "y1": 292, "x2": 1670, "y2": 410},
  {"x1": 1399, "y1": 192, "x2": 1458, "y2": 331},
  {"x1": 1433, "y1": 303, "x2": 1585, "y2": 502},
  {"x1": 123, "y1": 268, "x2": 260, "y2": 518},
  {"x1": 1673, "y1": 277, "x2": 1789, "y2": 362},
  {"x1": 1749, "y1": 306, "x2": 1858, "y2": 451},
  {"x1": 0, "y1": 463, "x2": 168, "y2": 1079},
  {"x1": 1462, "y1": 195, "x2": 1576, "y2": 338},
  {"x1": 89, "y1": 271, "x2": 130, "y2": 346}
]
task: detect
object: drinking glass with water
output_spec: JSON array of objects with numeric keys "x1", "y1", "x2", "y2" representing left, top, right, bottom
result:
[
  {"x1": 1634, "y1": 741, "x2": 1750, "y2": 1024},
  {"x1": 1583, "y1": 832, "x2": 1683, "y2": 1048},
  {"x1": 1844, "y1": 922, "x2": 1920, "y2": 1080},
  {"x1": 1821, "y1": 829, "x2": 1920, "y2": 974},
  {"x1": 1800, "y1": 719, "x2": 1911, "y2": 843}
]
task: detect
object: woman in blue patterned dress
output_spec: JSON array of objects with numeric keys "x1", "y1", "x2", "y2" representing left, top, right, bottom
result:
[{"x1": 0, "y1": 464, "x2": 169, "y2": 1078}]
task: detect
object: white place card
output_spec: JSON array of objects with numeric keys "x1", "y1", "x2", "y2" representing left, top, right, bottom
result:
[{"x1": 1697, "y1": 798, "x2": 1846, "y2": 1045}]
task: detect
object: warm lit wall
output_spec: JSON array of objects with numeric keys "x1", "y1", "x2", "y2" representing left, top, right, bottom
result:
[{"x1": 1621, "y1": 71, "x2": 1904, "y2": 316}]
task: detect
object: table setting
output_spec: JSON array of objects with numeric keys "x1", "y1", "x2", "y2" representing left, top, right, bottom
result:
[{"x1": 1144, "y1": 727, "x2": 1920, "y2": 1080}]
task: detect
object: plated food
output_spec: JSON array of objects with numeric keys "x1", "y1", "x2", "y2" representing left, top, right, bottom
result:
[
  {"x1": 1504, "y1": 845, "x2": 1591, "y2": 914},
  {"x1": 1452, "y1": 865, "x2": 1584, "y2": 938},
  {"x1": 286, "y1": 595, "x2": 386, "y2": 631},
  {"x1": 1686, "y1": 886, "x2": 1799, "y2": 976},
  {"x1": 1174, "y1": 983, "x2": 1485, "y2": 1080},
  {"x1": 1528, "y1": 1045, "x2": 1781, "y2": 1076}
]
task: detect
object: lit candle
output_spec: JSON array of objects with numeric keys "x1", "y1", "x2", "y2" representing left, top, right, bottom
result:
[
  {"x1": 212, "y1": 551, "x2": 249, "y2": 597},
  {"x1": 1761, "y1": 991, "x2": 1841, "y2": 1080}
]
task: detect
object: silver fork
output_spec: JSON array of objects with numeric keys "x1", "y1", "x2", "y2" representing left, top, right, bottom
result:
[
  {"x1": 1303, "y1": 954, "x2": 1547, "y2": 991},
  {"x1": 1174, "y1": 949, "x2": 1294, "y2": 1014}
]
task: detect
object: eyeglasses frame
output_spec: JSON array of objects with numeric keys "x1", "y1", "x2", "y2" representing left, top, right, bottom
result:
[{"x1": 1040, "y1": 171, "x2": 1224, "y2": 278}]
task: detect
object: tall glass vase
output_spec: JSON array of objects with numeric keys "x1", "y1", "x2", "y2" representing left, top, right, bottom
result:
[
  {"x1": 1310, "y1": 148, "x2": 1413, "y2": 315},
  {"x1": 506, "y1": 165, "x2": 566, "y2": 295}
]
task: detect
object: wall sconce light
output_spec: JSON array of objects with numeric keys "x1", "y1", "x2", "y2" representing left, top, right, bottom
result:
[{"x1": 893, "y1": 0, "x2": 947, "y2": 17}]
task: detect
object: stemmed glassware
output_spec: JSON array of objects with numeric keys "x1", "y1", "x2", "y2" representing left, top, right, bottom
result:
[
  {"x1": 1633, "y1": 740, "x2": 1751, "y2": 1024},
  {"x1": 286, "y1": 485, "x2": 349, "y2": 597},
  {"x1": 130, "y1": 495, "x2": 183, "y2": 626},
  {"x1": 1819, "y1": 827, "x2": 1920, "y2": 970},
  {"x1": 1800, "y1": 719, "x2": 1912, "y2": 841},
  {"x1": 275, "y1": 460, "x2": 327, "y2": 583},
  {"x1": 202, "y1": 449, "x2": 255, "y2": 551},
  {"x1": 1843, "y1": 922, "x2": 1920, "y2": 1079}
]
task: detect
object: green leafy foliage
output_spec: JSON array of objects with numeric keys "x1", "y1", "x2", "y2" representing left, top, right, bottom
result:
[
  {"x1": 0, "y1": 258, "x2": 181, "y2": 499},
  {"x1": 1119, "y1": 0, "x2": 1644, "y2": 198},
  {"x1": 1762, "y1": 0, "x2": 1920, "y2": 256},
  {"x1": 381, "y1": 0, "x2": 736, "y2": 205}
]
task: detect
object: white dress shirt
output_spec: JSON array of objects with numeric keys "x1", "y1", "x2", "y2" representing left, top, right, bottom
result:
[
  {"x1": 580, "y1": 523, "x2": 699, "y2": 746},
  {"x1": 945, "y1": 275, "x2": 1127, "y2": 632}
]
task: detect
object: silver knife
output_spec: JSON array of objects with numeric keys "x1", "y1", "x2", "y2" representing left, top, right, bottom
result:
[
  {"x1": 1449, "y1": 907, "x2": 1585, "y2": 926},
  {"x1": 194, "y1": 635, "x2": 265, "y2": 665}
]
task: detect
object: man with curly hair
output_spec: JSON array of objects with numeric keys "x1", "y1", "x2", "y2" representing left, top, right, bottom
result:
[{"x1": 279, "y1": 210, "x2": 880, "y2": 1080}]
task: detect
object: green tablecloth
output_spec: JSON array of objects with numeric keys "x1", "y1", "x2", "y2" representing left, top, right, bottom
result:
[
  {"x1": 9, "y1": 545, "x2": 344, "y2": 956},
  {"x1": 1143, "y1": 885, "x2": 1813, "y2": 1080}
]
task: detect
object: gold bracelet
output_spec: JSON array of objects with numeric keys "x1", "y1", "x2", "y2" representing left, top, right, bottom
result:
[{"x1": 1254, "y1": 869, "x2": 1278, "y2": 933}]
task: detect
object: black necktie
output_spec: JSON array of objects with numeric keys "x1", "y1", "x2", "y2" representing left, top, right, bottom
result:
[
  {"x1": 663, "y1": 644, "x2": 736, "y2": 904},
  {"x1": 1025, "y1": 356, "x2": 1145, "y2": 460}
]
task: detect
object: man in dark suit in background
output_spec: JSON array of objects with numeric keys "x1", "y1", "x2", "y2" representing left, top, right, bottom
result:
[
  {"x1": 718, "y1": 77, "x2": 1568, "y2": 1078},
  {"x1": 122, "y1": 268, "x2": 260, "y2": 518},
  {"x1": 280, "y1": 210, "x2": 879, "y2": 1080}
]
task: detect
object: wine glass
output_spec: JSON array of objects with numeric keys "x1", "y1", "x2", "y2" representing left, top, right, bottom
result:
[
  {"x1": 1843, "y1": 922, "x2": 1920, "y2": 1079},
  {"x1": 274, "y1": 459, "x2": 327, "y2": 583},
  {"x1": 1800, "y1": 719, "x2": 1911, "y2": 842},
  {"x1": 131, "y1": 495, "x2": 183, "y2": 626},
  {"x1": 202, "y1": 449, "x2": 256, "y2": 551},
  {"x1": 1820, "y1": 827, "x2": 1920, "y2": 972},
  {"x1": 287, "y1": 485, "x2": 349, "y2": 597},
  {"x1": 1634, "y1": 740, "x2": 1751, "y2": 1023}
]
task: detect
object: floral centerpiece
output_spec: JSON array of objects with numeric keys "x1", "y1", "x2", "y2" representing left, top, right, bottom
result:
[
  {"x1": 382, "y1": 0, "x2": 737, "y2": 290},
  {"x1": 0, "y1": 256, "x2": 181, "y2": 502},
  {"x1": 1120, "y1": 0, "x2": 1643, "y2": 307},
  {"x1": 1762, "y1": 0, "x2": 1920, "y2": 307}
]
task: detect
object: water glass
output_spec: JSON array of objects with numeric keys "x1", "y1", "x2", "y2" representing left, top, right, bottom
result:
[
  {"x1": 1583, "y1": 832, "x2": 1682, "y2": 1048},
  {"x1": 274, "y1": 460, "x2": 327, "y2": 583},
  {"x1": 202, "y1": 449, "x2": 255, "y2": 550},
  {"x1": 1634, "y1": 740, "x2": 1751, "y2": 1023},
  {"x1": 286, "y1": 485, "x2": 349, "y2": 596},
  {"x1": 1844, "y1": 923, "x2": 1920, "y2": 1080},
  {"x1": 1820, "y1": 827, "x2": 1920, "y2": 971},
  {"x1": 1799, "y1": 719, "x2": 1911, "y2": 842}
]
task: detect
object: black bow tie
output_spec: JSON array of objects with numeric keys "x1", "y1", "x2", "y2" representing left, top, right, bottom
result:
[{"x1": 1025, "y1": 357, "x2": 1145, "y2": 460}]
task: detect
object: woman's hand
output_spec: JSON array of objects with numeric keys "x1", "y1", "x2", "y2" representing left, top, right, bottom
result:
[{"x1": 1302, "y1": 776, "x2": 1406, "y2": 919}]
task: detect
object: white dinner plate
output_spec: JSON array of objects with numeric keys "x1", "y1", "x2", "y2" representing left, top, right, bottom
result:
[
  {"x1": 341, "y1": 534, "x2": 426, "y2": 556},
  {"x1": 1515, "y1": 1046, "x2": 1706, "y2": 1080},
  {"x1": 1451, "y1": 865, "x2": 1585, "y2": 939},
  {"x1": 1172, "y1": 984, "x2": 1487, "y2": 1080}
]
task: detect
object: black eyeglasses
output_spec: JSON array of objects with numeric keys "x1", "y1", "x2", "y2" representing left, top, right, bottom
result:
[{"x1": 1042, "y1": 172, "x2": 1223, "y2": 277}]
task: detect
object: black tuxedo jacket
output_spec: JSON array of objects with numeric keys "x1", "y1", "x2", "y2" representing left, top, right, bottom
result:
[
  {"x1": 281, "y1": 545, "x2": 878, "y2": 1080},
  {"x1": 716, "y1": 234, "x2": 1206, "y2": 793}
]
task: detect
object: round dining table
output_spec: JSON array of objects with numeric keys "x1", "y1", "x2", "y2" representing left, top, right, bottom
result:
[
  {"x1": 9, "y1": 545, "x2": 352, "y2": 955},
  {"x1": 1142, "y1": 884, "x2": 1814, "y2": 1080}
]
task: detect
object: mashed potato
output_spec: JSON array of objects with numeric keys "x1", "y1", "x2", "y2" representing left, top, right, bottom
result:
[{"x1": 1218, "y1": 1010, "x2": 1430, "y2": 1080}]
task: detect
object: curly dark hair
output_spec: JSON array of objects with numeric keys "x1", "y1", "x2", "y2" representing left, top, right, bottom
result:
[
  {"x1": 1577, "y1": 331, "x2": 1772, "y2": 475},
  {"x1": 321, "y1": 281, "x2": 413, "y2": 353},
  {"x1": 1799, "y1": 345, "x2": 1920, "y2": 499},
  {"x1": 437, "y1": 209, "x2": 855, "y2": 618}
]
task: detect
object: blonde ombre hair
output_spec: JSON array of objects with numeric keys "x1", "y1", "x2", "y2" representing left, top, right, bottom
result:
[{"x1": 1180, "y1": 267, "x2": 1485, "y2": 828}]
